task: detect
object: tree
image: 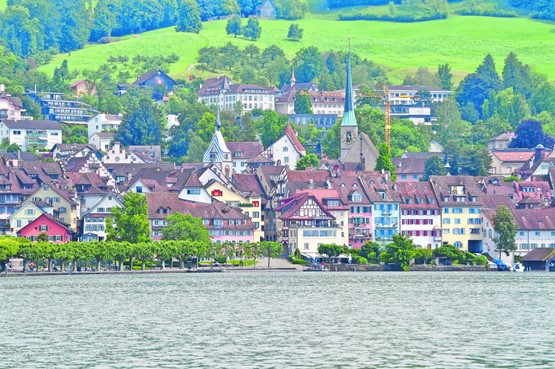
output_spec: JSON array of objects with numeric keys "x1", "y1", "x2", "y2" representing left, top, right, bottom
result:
[
  {"x1": 509, "y1": 119, "x2": 555, "y2": 150},
  {"x1": 359, "y1": 241, "x2": 381, "y2": 264},
  {"x1": 374, "y1": 142, "x2": 396, "y2": 181},
  {"x1": 456, "y1": 54, "x2": 502, "y2": 119},
  {"x1": 226, "y1": 15, "x2": 242, "y2": 37},
  {"x1": 117, "y1": 96, "x2": 165, "y2": 146},
  {"x1": 0, "y1": 236, "x2": 19, "y2": 271},
  {"x1": 422, "y1": 155, "x2": 447, "y2": 181},
  {"x1": 502, "y1": 52, "x2": 534, "y2": 98},
  {"x1": 295, "y1": 154, "x2": 320, "y2": 170},
  {"x1": 245, "y1": 242, "x2": 262, "y2": 268},
  {"x1": 530, "y1": 82, "x2": 555, "y2": 116},
  {"x1": 106, "y1": 193, "x2": 150, "y2": 244},
  {"x1": 317, "y1": 243, "x2": 346, "y2": 261},
  {"x1": 274, "y1": 0, "x2": 308, "y2": 19},
  {"x1": 382, "y1": 234, "x2": 416, "y2": 271},
  {"x1": 295, "y1": 46, "x2": 322, "y2": 83},
  {"x1": 294, "y1": 91, "x2": 312, "y2": 114},
  {"x1": 433, "y1": 244, "x2": 464, "y2": 263},
  {"x1": 437, "y1": 63, "x2": 453, "y2": 90},
  {"x1": 261, "y1": 241, "x2": 282, "y2": 267},
  {"x1": 287, "y1": 23, "x2": 303, "y2": 41},
  {"x1": 242, "y1": 18, "x2": 261, "y2": 41},
  {"x1": 255, "y1": 110, "x2": 287, "y2": 148},
  {"x1": 162, "y1": 212, "x2": 210, "y2": 245},
  {"x1": 177, "y1": 0, "x2": 202, "y2": 33},
  {"x1": 492, "y1": 205, "x2": 517, "y2": 259}
]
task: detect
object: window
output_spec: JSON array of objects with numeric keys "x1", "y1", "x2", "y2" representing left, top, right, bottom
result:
[
  {"x1": 283, "y1": 146, "x2": 288, "y2": 152},
  {"x1": 443, "y1": 218, "x2": 451, "y2": 224},
  {"x1": 26, "y1": 209, "x2": 34, "y2": 216},
  {"x1": 454, "y1": 241, "x2": 463, "y2": 248},
  {"x1": 211, "y1": 189, "x2": 223, "y2": 197},
  {"x1": 284, "y1": 157, "x2": 289, "y2": 164},
  {"x1": 253, "y1": 212, "x2": 260, "y2": 218},
  {"x1": 214, "y1": 219, "x2": 223, "y2": 228},
  {"x1": 187, "y1": 189, "x2": 201, "y2": 195},
  {"x1": 58, "y1": 207, "x2": 66, "y2": 213},
  {"x1": 39, "y1": 225, "x2": 48, "y2": 231},
  {"x1": 454, "y1": 218, "x2": 461, "y2": 224},
  {"x1": 535, "y1": 231, "x2": 541, "y2": 236},
  {"x1": 252, "y1": 201, "x2": 259, "y2": 207},
  {"x1": 304, "y1": 243, "x2": 309, "y2": 250},
  {"x1": 136, "y1": 186, "x2": 143, "y2": 193}
]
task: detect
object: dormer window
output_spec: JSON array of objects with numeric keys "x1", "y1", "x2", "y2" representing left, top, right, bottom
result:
[
  {"x1": 349, "y1": 192, "x2": 362, "y2": 203},
  {"x1": 405, "y1": 198, "x2": 411, "y2": 204}
]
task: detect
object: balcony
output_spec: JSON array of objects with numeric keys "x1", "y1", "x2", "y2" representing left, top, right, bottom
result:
[{"x1": 375, "y1": 223, "x2": 398, "y2": 229}]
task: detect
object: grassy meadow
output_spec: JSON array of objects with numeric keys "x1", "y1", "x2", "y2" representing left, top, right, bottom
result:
[{"x1": 38, "y1": 14, "x2": 555, "y2": 83}]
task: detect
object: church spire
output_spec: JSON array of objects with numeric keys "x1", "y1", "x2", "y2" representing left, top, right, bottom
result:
[
  {"x1": 216, "y1": 108, "x2": 222, "y2": 131},
  {"x1": 341, "y1": 36, "x2": 357, "y2": 127},
  {"x1": 290, "y1": 64, "x2": 296, "y2": 86}
]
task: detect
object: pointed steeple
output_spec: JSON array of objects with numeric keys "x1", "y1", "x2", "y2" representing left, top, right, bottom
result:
[
  {"x1": 216, "y1": 108, "x2": 222, "y2": 131},
  {"x1": 290, "y1": 65, "x2": 296, "y2": 86},
  {"x1": 341, "y1": 37, "x2": 357, "y2": 127}
]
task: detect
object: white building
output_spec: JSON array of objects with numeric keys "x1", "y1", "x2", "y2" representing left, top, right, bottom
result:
[
  {"x1": 81, "y1": 193, "x2": 123, "y2": 242},
  {"x1": 87, "y1": 114, "x2": 121, "y2": 138},
  {"x1": 397, "y1": 182, "x2": 442, "y2": 249},
  {"x1": 264, "y1": 123, "x2": 306, "y2": 169},
  {"x1": 0, "y1": 120, "x2": 62, "y2": 150},
  {"x1": 197, "y1": 76, "x2": 275, "y2": 113},
  {"x1": 89, "y1": 132, "x2": 114, "y2": 152}
]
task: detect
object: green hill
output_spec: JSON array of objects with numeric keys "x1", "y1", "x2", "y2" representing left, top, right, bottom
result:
[{"x1": 38, "y1": 15, "x2": 555, "y2": 83}]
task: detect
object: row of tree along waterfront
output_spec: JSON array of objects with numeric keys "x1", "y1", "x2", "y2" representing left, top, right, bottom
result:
[{"x1": 0, "y1": 236, "x2": 283, "y2": 273}]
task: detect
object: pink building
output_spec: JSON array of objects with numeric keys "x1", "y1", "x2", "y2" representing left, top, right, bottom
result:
[
  {"x1": 328, "y1": 176, "x2": 373, "y2": 249},
  {"x1": 17, "y1": 213, "x2": 72, "y2": 243}
]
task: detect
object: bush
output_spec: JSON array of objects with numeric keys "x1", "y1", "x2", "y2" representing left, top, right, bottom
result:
[
  {"x1": 352, "y1": 255, "x2": 368, "y2": 264},
  {"x1": 476, "y1": 255, "x2": 488, "y2": 266},
  {"x1": 215, "y1": 255, "x2": 227, "y2": 264},
  {"x1": 287, "y1": 255, "x2": 309, "y2": 265},
  {"x1": 339, "y1": 13, "x2": 447, "y2": 22}
]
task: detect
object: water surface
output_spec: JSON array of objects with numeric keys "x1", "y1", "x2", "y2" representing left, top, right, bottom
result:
[{"x1": 1, "y1": 272, "x2": 554, "y2": 368}]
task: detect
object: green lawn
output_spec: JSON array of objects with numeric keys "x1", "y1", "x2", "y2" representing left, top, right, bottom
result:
[{"x1": 38, "y1": 15, "x2": 555, "y2": 83}]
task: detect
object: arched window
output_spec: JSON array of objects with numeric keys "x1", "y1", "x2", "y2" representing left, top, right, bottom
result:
[{"x1": 454, "y1": 241, "x2": 463, "y2": 248}]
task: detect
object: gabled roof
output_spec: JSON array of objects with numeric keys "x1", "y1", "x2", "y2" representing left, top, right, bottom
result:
[
  {"x1": 17, "y1": 213, "x2": 71, "y2": 234},
  {"x1": 521, "y1": 248, "x2": 555, "y2": 262},
  {"x1": 133, "y1": 70, "x2": 176, "y2": 86},
  {"x1": 491, "y1": 150, "x2": 534, "y2": 163},
  {"x1": 391, "y1": 157, "x2": 427, "y2": 175},
  {"x1": 282, "y1": 122, "x2": 306, "y2": 154},
  {"x1": 232, "y1": 174, "x2": 264, "y2": 196},
  {"x1": 198, "y1": 75, "x2": 234, "y2": 97},
  {"x1": 227, "y1": 141, "x2": 264, "y2": 159},
  {"x1": 1, "y1": 120, "x2": 62, "y2": 130},
  {"x1": 513, "y1": 208, "x2": 555, "y2": 230}
]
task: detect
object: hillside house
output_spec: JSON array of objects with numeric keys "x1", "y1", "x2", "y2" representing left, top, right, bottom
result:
[{"x1": 0, "y1": 120, "x2": 62, "y2": 151}]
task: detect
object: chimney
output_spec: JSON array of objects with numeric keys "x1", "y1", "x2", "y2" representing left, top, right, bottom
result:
[{"x1": 534, "y1": 144, "x2": 545, "y2": 163}]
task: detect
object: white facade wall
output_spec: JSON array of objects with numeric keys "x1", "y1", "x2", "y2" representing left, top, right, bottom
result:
[
  {"x1": 0, "y1": 98, "x2": 21, "y2": 120},
  {"x1": 87, "y1": 114, "x2": 121, "y2": 138},
  {"x1": 268, "y1": 135, "x2": 301, "y2": 169},
  {"x1": 82, "y1": 195, "x2": 122, "y2": 241},
  {"x1": 178, "y1": 187, "x2": 212, "y2": 203},
  {"x1": 89, "y1": 135, "x2": 112, "y2": 152},
  {"x1": 0, "y1": 124, "x2": 62, "y2": 150},
  {"x1": 401, "y1": 210, "x2": 442, "y2": 248}
]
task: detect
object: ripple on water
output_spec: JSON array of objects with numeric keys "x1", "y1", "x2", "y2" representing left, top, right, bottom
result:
[{"x1": 1, "y1": 272, "x2": 554, "y2": 369}]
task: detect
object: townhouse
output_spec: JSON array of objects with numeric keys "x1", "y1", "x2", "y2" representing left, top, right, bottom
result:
[
  {"x1": 430, "y1": 176, "x2": 484, "y2": 252},
  {"x1": 397, "y1": 182, "x2": 442, "y2": 249},
  {"x1": 276, "y1": 189, "x2": 349, "y2": 256}
]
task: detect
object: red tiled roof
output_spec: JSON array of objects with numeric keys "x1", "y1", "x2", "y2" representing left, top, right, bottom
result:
[
  {"x1": 227, "y1": 141, "x2": 264, "y2": 159},
  {"x1": 521, "y1": 248, "x2": 555, "y2": 261},
  {"x1": 513, "y1": 208, "x2": 555, "y2": 230},
  {"x1": 283, "y1": 122, "x2": 306, "y2": 154},
  {"x1": 491, "y1": 151, "x2": 534, "y2": 162}
]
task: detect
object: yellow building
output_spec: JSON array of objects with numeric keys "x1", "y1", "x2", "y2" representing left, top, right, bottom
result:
[
  {"x1": 28, "y1": 184, "x2": 79, "y2": 231},
  {"x1": 8, "y1": 201, "x2": 47, "y2": 236},
  {"x1": 205, "y1": 180, "x2": 264, "y2": 242},
  {"x1": 430, "y1": 176, "x2": 483, "y2": 252}
]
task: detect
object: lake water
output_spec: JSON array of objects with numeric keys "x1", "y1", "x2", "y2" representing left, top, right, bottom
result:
[{"x1": 1, "y1": 271, "x2": 554, "y2": 369}]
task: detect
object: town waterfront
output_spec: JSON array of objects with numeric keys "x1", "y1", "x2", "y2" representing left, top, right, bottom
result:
[{"x1": 1, "y1": 272, "x2": 554, "y2": 368}]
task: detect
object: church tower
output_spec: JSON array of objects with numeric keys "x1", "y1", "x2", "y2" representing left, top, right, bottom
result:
[
  {"x1": 340, "y1": 38, "x2": 358, "y2": 161},
  {"x1": 203, "y1": 110, "x2": 232, "y2": 178}
]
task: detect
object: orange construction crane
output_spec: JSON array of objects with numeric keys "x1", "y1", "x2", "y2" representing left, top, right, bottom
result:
[
  {"x1": 357, "y1": 85, "x2": 392, "y2": 149},
  {"x1": 384, "y1": 85, "x2": 391, "y2": 148}
]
